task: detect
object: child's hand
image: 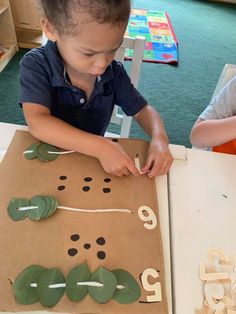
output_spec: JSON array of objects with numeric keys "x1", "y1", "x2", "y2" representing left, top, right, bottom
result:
[
  {"x1": 98, "y1": 140, "x2": 140, "y2": 177},
  {"x1": 141, "y1": 139, "x2": 173, "y2": 178}
]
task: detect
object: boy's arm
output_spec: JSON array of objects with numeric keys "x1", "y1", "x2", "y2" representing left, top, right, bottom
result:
[
  {"x1": 190, "y1": 116, "x2": 236, "y2": 148},
  {"x1": 23, "y1": 103, "x2": 140, "y2": 177},
  {"x1": 134, "y1": 104, "x2": 173, "y2": 177}
]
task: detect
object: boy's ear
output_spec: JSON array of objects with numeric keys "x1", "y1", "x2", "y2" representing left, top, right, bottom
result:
[{"x1": 41, "y1": 18, "x2": 58, "y2": 42}]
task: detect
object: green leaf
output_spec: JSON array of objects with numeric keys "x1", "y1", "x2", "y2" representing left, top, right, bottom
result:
[
  {"x1": 37, "y1": 143, "x2": 59, "y2": 161},
  {"x1": 88, "y1": 266, "x2": 117, "y2": 303},
  {"x1": 23, "y1": 143, "x2": 40, "y2": 160},
  {"x1": 44, "y1": 196, "x2": 59, "y2": 219},
  {"x1": 7, "y1": 198, "x2": 30, "y2": 221},
  {"x1": 28, "y1": 196, "x2": 48, "y2": 221},
  {"x1": 112, "y1": 269, "x2": 141, "y2": 304},
  {"x1": 66, "y1": 262, "x2": 90, "y2": 302},
  {"x1": 13, "y1": 265, "x2": 46, "y2": 304},
  {"x1": 37, "y1": 267, "x2": 65, "y2": 307}
]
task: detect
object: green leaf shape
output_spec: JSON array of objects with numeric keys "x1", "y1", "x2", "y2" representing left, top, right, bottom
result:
[
  {"x1": 37, "y1": 143, "x2": 59, "y2": 161},
  {"x1": 44, "y1": 196, "x2": 59, "y2": 219},
  {"x1": 28, "y1": 195, "x2": 48, "y2": 221},
  {"x1": 88, "y1": 266, "x2": 117, "y2": 304},
  {"x1": 13, "y1": 265, "x2": 46, "y2": 304},
  {"x1": 7, "y1": 198, "x2": 30, "y2": 221},
  {"x1": 112, "y1": 269, "x2": 141, "y2": 304},
  {"x1": 37, "y1": 267, "x2": 65, "y2": 307},
  {"x1": 66, "y1": 262, "x2": 91, "y2": 302},
  {"x1": 24, "y1": 143, "x2": 40, "y2": 160}
]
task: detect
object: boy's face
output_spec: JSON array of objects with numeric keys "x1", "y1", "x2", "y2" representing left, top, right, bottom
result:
[{"x1": 46, "y1": 19, "x2": 127, "y2": 77}]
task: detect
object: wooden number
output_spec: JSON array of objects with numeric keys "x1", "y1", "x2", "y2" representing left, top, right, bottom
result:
[
  {"x1": 204, "y1": 281, "x2": 225, "y2": 311},
  {"x1": 199, "y1": 262, "x2": 229, "y2": 281},
  {"x1": 138, "y1": 206, "x2": 157, "y2": 230},
  {"x1": 141, "y1": 268, "x2": 162, "y2": 302}
]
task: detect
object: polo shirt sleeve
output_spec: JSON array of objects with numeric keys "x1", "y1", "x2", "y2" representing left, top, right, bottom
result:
[
  {"x1": 19, "y1": 50, "x2": 52, "y2": 110},
  {"x1": 113, "y1": 62, "x2": 147, "y2": 116},
  {"x1": 199, "y1": 76, "x2": 236, "y2": 120}
]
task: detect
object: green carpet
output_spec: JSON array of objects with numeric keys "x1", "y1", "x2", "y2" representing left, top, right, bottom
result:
[{"x1": 1, "y1": 0, "x2": 236, "y2": 147}]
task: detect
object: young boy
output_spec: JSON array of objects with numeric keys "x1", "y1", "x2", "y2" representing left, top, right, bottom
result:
[
  {"x1": 19, "y1": 0, "x2": 172, "y2": 177},
  {"x1": 190, "y1": 76, "x2": 236, "y2": 154}
]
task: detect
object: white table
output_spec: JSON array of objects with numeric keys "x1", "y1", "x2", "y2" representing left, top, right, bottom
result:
[
  {"x1": 169, "y1": 146, "x2": 236, "y2": 313},
  {"x1": 0, "y1": 122, "x2": 176, "y2": 314}
]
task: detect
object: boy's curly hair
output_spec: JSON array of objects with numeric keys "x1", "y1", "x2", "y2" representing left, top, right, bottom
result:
[{"x1": 36, "y1": 0, "x2": 131, "y2": 34}]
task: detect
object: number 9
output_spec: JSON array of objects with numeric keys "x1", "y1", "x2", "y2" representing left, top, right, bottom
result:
[{"x1": 138, "y1": 206, "x2": 157, "y2": 230}]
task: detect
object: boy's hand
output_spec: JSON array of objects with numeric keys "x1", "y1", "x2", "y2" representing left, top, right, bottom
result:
[
  {"x1": 141, "y1": 139, "x2": 173, "y2": 178},
  {"x1": 97, "y1": 140, "x2": 140, "y2": 177}
]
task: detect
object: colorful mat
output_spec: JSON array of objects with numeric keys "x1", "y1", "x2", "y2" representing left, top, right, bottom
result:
[{"x1": 125, "y1": 9, "x2": 178, "y2": 64}]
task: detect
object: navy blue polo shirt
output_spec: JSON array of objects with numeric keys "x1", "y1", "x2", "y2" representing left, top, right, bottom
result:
[{"x1": 19, "y1": 40, "x2": 147, "y2": 135}]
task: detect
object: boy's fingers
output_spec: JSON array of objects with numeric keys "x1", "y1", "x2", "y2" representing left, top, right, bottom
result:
[
  {"x1": 127, "y1": 161, "x2": 140, "y2": 176},
  {"x1": 148, "y1": 157, "x2": 172, "y2": 177},
  {"x1": 114, "y1": 170, "x2": 125, "y2": 177},
  {"x1": 147, "y1": 159, "x2": 163, "y2": 178},
  {"x1": 141, "y1": 158, "x2": 154, "y2": 173},
  {"x1": 121, "y1": 167, "x2": 130, "y2": 176},
  {"x1": 159, "y1": 158, "x2": 173, "y2": 175}
]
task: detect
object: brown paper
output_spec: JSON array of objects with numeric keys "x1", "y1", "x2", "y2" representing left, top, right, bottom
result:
[{"x1": 0, "y1": 130, "x2": 168, "y2": 313}]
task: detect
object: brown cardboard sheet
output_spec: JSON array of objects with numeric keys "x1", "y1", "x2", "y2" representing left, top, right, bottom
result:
[{"x1": 0, "y1": 130, "x2": 168, "y2": 313}]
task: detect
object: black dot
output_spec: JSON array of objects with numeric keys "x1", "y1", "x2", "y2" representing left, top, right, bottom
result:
[
  {"x1": 59, "y1": 175, "x2": 67, "y2": 180},
  {"x1": 84, "y1": 243, "x2": 91, "y2": 250},
  {"x1": 96, "y1": 237, "x2": 105, "y2": 245},
  {"x1": 82, "y1": 186, "x2": 90, "y2": 192},
  {"x1": 71, "y1": 234, "x2": 80, "y2": 241},
  {"x1": 112, "y1": 138, "x2": 119, "y2": 142},
  {"x1": 68, "y1": 248, "x2": 78, "y2": 256},
  {"x1": 104, "y1": 178, "x2": 111, "y2": 183},
  {"x1": 84, "y1": 177, "x2": 92, "y2": 182},
  {"x1": 58, "y1": 185, "x2": 65, "y2": 191},
  {"x1": 97, "y1": 251, "x2": 106, "y2": 260},
  {"x1": 103, "y1": 188, "x2": 111, "y2": 193}
]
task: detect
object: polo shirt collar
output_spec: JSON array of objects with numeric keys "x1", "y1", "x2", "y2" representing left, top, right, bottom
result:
[{"x1": 44, "y1": 40, "x2": 114, "y2": 92}]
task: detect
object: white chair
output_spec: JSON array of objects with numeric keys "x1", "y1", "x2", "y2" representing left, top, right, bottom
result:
[
  {"x1": 211, "y1": 64, "x2": 236, "y2": 101},
  {"x1": 105, "y1": 35, "x2": 145, "y2": 138}
]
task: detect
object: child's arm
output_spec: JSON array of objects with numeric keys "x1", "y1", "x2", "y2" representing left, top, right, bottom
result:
[
  {"x1": 23, "y1": 103, "x2": 140, "y2": 177},
  {"x1": 134, "y1": 104, "x2": 173, "y2": 177},
  {"x1": 190, "y1": 116, "x2": 236, "y2": 148}
]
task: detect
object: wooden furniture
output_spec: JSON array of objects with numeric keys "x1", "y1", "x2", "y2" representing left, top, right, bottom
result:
[
  {"x1": 105, "y1": 36, "x2": 145, "y2": 138},
  {"x1": 169, "y1": 146, "x2": 236, "y2": 313},
  {"x1": 9, "y1": 0, "x2": 42, "y2": 48},
  {"x1": 0, "y1": 0, "x2": 18, "y2": 72}
]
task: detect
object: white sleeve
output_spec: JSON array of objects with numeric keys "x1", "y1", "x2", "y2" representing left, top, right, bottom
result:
[{"x1": 199, "y1": 76, "x2": 236, "y2": 120}]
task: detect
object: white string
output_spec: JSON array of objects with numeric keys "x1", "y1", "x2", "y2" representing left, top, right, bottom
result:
[
  {"x1": 23, "y1": 150, "x2": 34, "y2": 154},
  {"x1": 77, "y1": 281, "x2": 103, "y2": 287},
  {"x1": 58, "y1": 206, "x2": 132, "y2": 214},
  {"x1": 18, "y1": 205, "x2": 132, "y2": 214},
  {"x1": 48, "y1": 150, "x2": 74, "y2": 155},
  {"x1": 18, "y1": 206, "x2": 38, "y2": 211},
  {"x1": 117, "y1": 284, "x2": 125, "y2": 289},
  {"x1": 30, "y1": 282, "x2": 125, "y2": 289},
  {"x1": 23, "y1": 150, "x2": 74, "y2": 155}
]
